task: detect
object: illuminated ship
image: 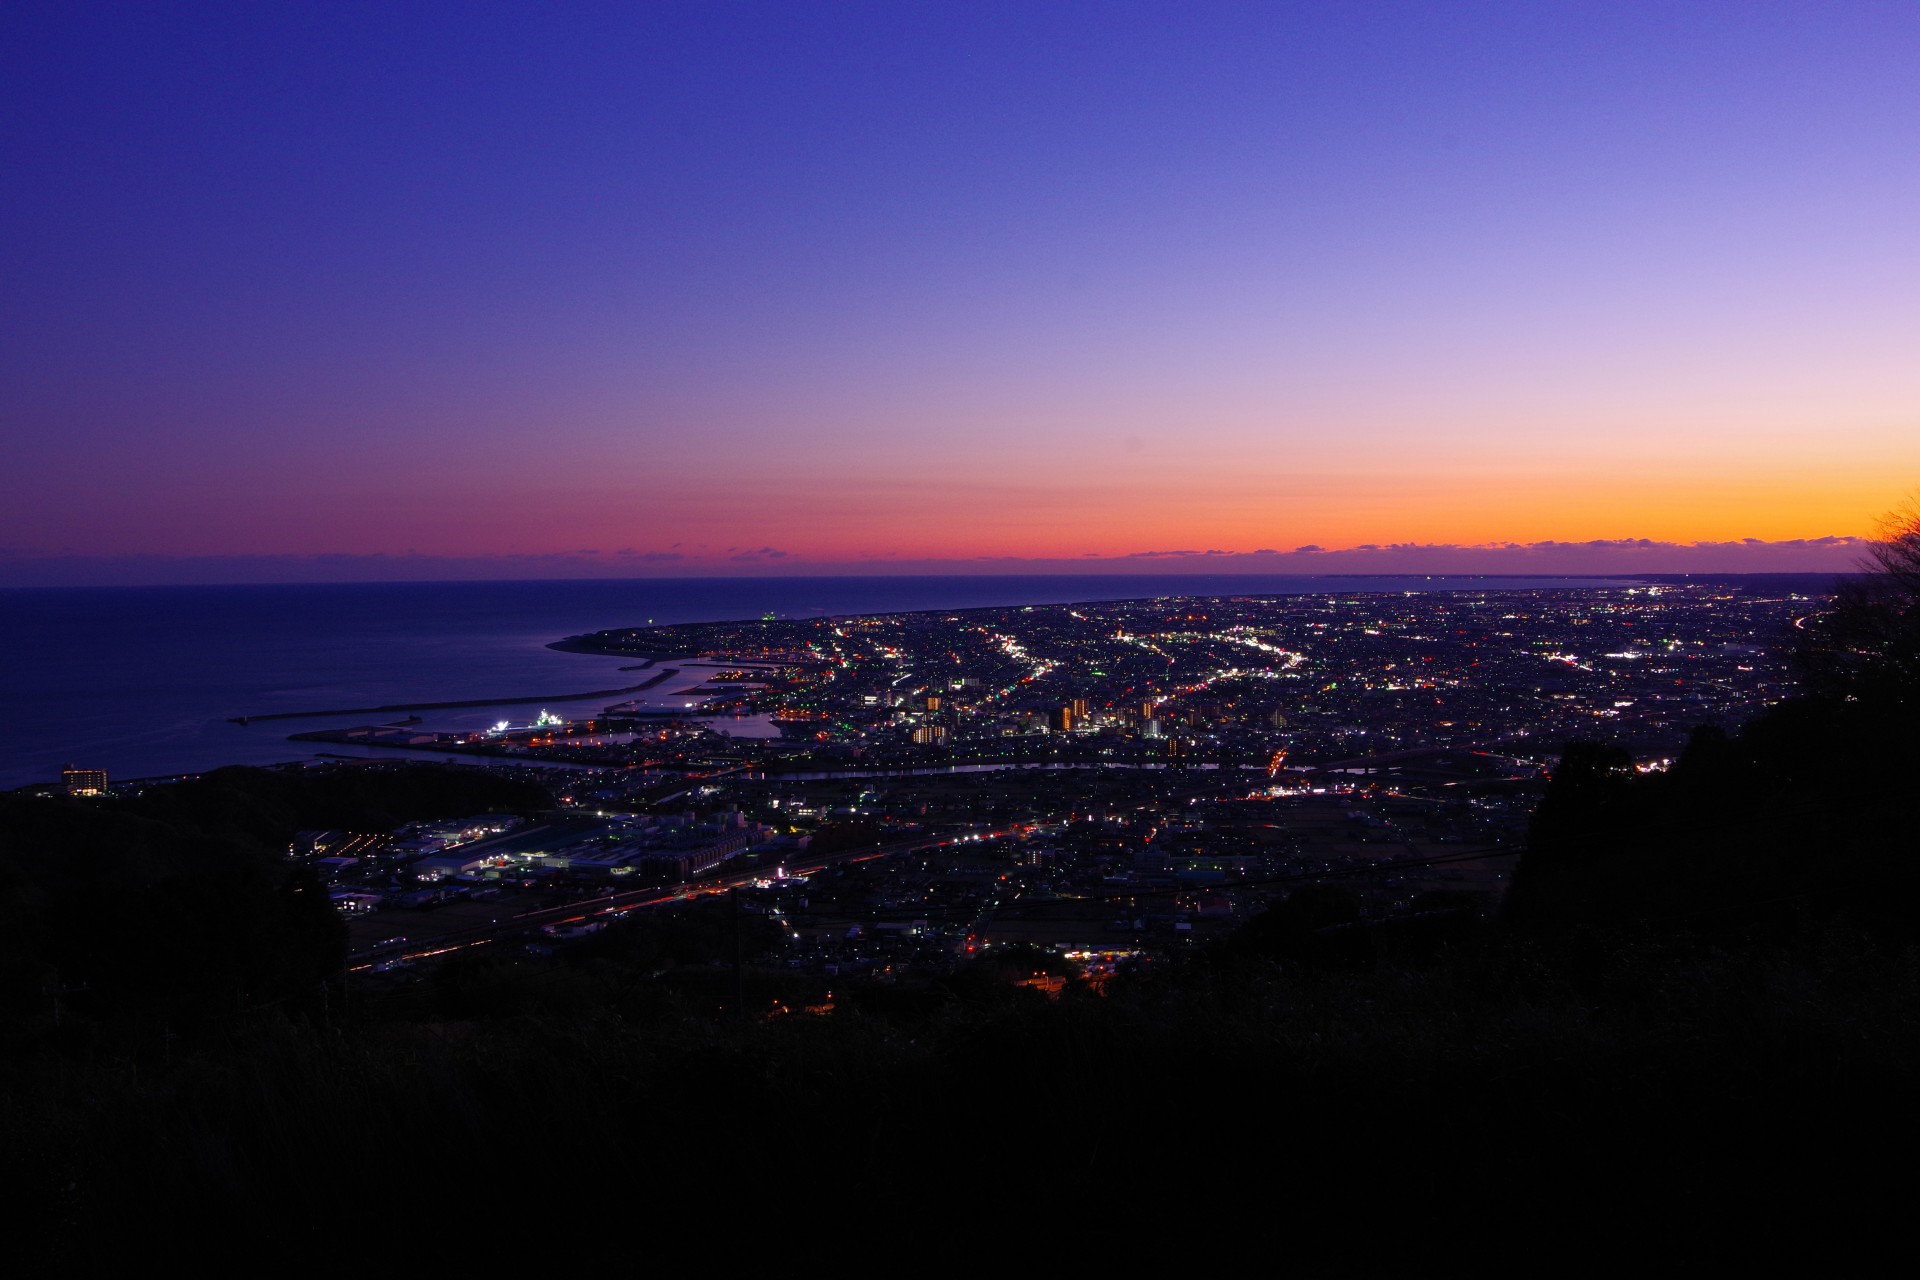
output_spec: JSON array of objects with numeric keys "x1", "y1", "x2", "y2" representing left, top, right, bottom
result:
[{"x1": 486, "y1": 709, "x2": 570, "y2": 735}]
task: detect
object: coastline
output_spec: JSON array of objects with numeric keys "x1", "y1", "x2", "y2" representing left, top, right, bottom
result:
[{"x1": 8, "y1": 573, "x2": 1766, "y2": 790}]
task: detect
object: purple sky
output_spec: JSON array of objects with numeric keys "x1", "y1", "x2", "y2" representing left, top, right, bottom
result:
[{"x1": 4, "y1": 3, "x2": 1916, "y2": 584}]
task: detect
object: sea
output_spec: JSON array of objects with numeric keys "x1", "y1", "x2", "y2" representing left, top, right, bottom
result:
[{"x1": 0, "y1": 574, "x2": 1628, "y2": 791}]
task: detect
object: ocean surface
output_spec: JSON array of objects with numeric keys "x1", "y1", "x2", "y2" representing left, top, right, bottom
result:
[{"x1": 0, "y1": 574, "x2": 1626, "y2": 790}]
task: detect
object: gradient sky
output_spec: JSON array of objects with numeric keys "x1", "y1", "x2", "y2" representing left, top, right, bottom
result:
[{"x1": 5, "y1": 1, "x2": 1917, "y2": 582}]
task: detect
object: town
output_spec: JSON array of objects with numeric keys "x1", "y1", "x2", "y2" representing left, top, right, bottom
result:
[{"x1": 245, "y1": 579, "x2": 1821, "y2": 981}]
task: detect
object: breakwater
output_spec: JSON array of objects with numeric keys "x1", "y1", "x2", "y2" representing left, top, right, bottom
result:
[{"x1": 230, "y1": 668, "x2": 677, "y2": 724}]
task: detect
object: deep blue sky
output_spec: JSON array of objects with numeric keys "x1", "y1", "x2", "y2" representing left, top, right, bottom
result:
[{"x1": 5, "y1": 2, "x2": 1917, "y2": 582}]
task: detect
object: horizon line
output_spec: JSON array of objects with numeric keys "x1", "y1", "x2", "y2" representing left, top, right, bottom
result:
[{"x1": 0, "y1": 534, "x2": 1874, "y2": 590}]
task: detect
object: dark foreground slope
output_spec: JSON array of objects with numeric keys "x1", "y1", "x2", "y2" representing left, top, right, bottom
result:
[{"x1": 6, "y1": 920, "x2": 1913, "y2": 1267}]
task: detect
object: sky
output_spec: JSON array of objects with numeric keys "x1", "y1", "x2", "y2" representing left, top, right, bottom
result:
[{"x1": 4, "y1": 1, "x2": 1917, "y2": 584}]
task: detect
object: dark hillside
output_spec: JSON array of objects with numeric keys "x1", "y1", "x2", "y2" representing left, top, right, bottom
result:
[
  {"x1": 0, "y1": 764, "x2": 548, "y2": 1038},
  {"x1": 1508, "y1": 550, "x2": 1920, "y2": 941},
  {"x1": 114, "y1": 760, "x2": 552, "y2": 844}
]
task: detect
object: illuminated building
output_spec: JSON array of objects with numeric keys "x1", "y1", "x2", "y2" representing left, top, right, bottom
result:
[
  {"x1": 1071, "y1": 698, "x2": 1089, "y2": 720},
  {"x1": 62, "y1": 765, "x2": 108, "y2": 796},
  {"x1": 911, "y1": 725, "x2": 948, "y2": 744},
  {"x1": 1052, "y1": 706, "x2": 1074, "y2": 732}
]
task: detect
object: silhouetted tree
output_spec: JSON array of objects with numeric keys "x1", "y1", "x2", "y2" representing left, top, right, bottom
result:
[
  {"x1": 1795, "y1": 499, "x2": 1920, "y2": 712},
  {"x1": 1525, "y1": 741, "x2": 1636, "y2": 863},
  {"x1": 1866, "y1": 497, "x2": 1920, "y2": 595},
  {"x1": 1506, "y1": 497, "x2": 1920, "y2": 939},
  {"x1": 0, "y1": 763, "x2": 553, "y2": 1035}
]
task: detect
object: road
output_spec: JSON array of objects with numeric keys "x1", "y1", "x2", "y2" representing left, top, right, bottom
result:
[{"x1": 346, "y1": 827, "x2": 1010, "y2": 971}]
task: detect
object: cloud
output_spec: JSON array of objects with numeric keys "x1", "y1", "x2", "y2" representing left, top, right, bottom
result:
[
  {"x1": 0, "y1": 535, "x2": 1875, "y2": 587},
  {"x1": 869, "y1": 536, "x2": 1872, "y2": 576}
]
